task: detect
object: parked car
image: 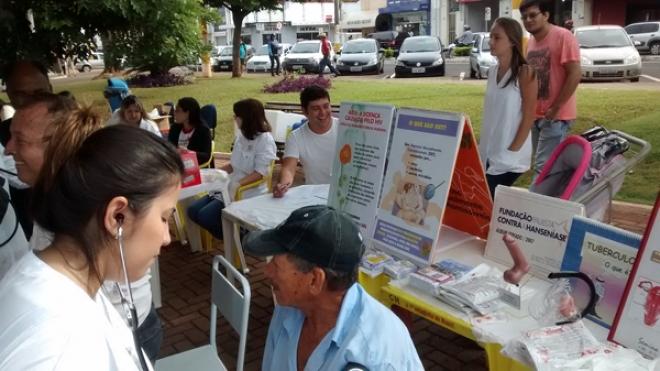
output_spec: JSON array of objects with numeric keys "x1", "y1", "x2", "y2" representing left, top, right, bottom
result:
[
  {"x1": 213, "y1": 45, "x2": 254, "y2": 72},
  {"x1": 575, "y1": 25, "x2": 642, "y2": 82},
  {"x1": 368, "y1": 31, "x2": 398, "y2": 50},
  {"x1": 75, "y1": 52, "x2": 105, "y2": 72},
  {"x1": 336, "y1": 38, "x2": 385, "y2": 75},
  {"x1": 625, "y1": 21, "x2": 660, "y2": 55},
  {"x1": 468, "y1": 32, "x2": 496, "y2": 79},
  {"x1": 246, "y1": 43, "x2": 291, "y2": 72},
  {"x1": 394, "y1": 36, "x2": 445, "y2": 77},
  {"x1": 282, "y1": 40, "x2": 334, "y2": 74}
]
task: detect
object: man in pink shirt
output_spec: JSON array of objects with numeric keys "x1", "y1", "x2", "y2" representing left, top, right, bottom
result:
[{"x1": 520, "y1": 0, "x2": 581, "y2": 179}]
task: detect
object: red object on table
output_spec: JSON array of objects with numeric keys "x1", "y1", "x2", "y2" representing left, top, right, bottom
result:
[{"x1": 180, "y1": 149, "x2": 201, "y2": 188}]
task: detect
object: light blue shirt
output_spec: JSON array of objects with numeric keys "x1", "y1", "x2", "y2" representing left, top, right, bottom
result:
[{"x1": 262, "y1": 283, "x2": 423, "y2": 371}]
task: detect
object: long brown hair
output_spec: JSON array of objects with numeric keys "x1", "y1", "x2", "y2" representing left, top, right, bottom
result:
[
  {"x1": 233, "y1": 98, "x2": 271, "y2": 140},
  {"x1": 32, "y1": 108, "x2": 184, "y2": 288},
  {"x1": 493, "y1": 17, "x2": 534, "y2": 88}
]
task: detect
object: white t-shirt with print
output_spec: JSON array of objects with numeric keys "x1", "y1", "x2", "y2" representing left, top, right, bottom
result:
[
  {"x1": 283, "y1": 121, "x2": 337, "y2": 185},
  {"x1": 0, "y1": 252, "x2": 151, "y2": 371}
]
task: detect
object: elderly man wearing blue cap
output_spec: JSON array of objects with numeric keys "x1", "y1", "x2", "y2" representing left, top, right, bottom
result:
[{"x1": 244, "y1": 205, "x2": 423, "y2": 371}]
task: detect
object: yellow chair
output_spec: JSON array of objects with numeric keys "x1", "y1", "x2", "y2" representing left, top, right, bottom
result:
[
  {"x1": 201, "y1": 160, "x2": 276, "y2": 261},
  {"x1": 198, "y1": 141, "x2": 215, "y2": 169}
]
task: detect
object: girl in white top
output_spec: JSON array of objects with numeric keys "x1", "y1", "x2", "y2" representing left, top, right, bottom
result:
[
  {"x1": 187, "y1": 98, "x2": 276, "y2": 239},
  {"x1": 0, "y1": 118, "x2": 184, "y2": 371},
  {"x1": 107, "y1": 95, "x2": 162, "y2": 137},
  {"x1": 479, "y1": 17, "x2": 538, "y2": 198}
]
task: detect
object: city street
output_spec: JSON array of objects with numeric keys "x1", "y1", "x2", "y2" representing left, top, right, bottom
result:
[{"x1": 346, "y1": 57, "x2": 660, "y2": 83}]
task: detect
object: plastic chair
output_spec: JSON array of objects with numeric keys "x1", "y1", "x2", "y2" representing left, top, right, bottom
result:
[
  {"x1": 201, "y1": 104, "x2": 218, "y2": 138},
  {"x1": 156, "y1": 255, "x2": 251, "y2": 371},
  {"x1": 199, "y1": 141, "x2": 216, "y2": 169},
  {"x1": 235, "y1": 160, "x2": 276, "y2": 200},
  {"x1": 200, "y1": 160, "x2": 275, "y2": 262}
]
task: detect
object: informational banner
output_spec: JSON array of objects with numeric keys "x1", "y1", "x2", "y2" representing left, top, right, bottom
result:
[
  {"x1": 372, "y1": 108, "x2": 465, "y2": 264},
  {"x1": 444, "y1": 117, "x2": 492, "y2": 240},
  {"x1": 560, "y1": 216, "x2": 642, "y2": 329},
  {"x1": 328, "y1": 102, "x2": 396, "y2": 237},
  {"x1": 610, "y1": 193, "x2": 660, "y2": 359},
  {"x1": 484, "y1": 186, "x2": 585, "y2": 277}
]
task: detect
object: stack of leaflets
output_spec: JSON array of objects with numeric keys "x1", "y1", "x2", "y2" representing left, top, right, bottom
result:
[
  {"x1": 434, "y1": 264, "x2": 505, "y2": 316},
  {"x1": 360, "y1": 250, "x2": 393, "y2": 276},
  {"x1": 408, "y1": 266, "x2": 454, "y2": 296},
  {"x1": 383, "y1": 259, "x2": 417, "y2": 280}
]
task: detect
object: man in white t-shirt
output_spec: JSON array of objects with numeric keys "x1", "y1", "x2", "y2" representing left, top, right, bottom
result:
[{"x1": 273, "y1": 85, "x2": 337, "y2": 197}]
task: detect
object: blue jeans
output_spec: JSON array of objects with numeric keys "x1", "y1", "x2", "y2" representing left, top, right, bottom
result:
[
  {"x1": 138, "y1": 303, "x2": 163, "y2": 363},
  {"x1": 187, "y1": 195, "x2": 225, "y2": 239},
  {"x1": 318, "y1": 55, "x2": 337, "y2": 75},
  {"x1": 531, "y1": 119, "x2": 572, "y2": 181}
]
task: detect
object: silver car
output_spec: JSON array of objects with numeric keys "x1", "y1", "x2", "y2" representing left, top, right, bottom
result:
[
  {"x1": 625, "y1": 21, "x2": 660, "y2": 55},
  {"x1": 575, "y1": 25, "x2": 642, "y2": 82},
  {"x1": 468, "y1": 32, "x2": 496, "y2": 79},
  {"x1": 75, "y1": 52, "x2": 105, "y2": 72}
]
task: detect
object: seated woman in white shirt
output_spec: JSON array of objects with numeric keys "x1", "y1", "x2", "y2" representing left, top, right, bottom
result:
[
  {"x1": 0, "y1": 122, "x2": 184, "y2": 371},
  {"x1": 107, "y1": 95, "x2": 161, "y2": 136},
  {"x1": 187, "y1": 98, "x2": 276, "y2": 239}
]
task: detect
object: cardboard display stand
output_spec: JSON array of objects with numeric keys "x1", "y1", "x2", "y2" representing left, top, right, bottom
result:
[
  {"x1": 484, "y1": 186, "x2": 585, "y2": 277},
  {"x1": 370, "y1": 108, "x2": 491, "y2": 265},
  {"x1": 327, "y1": 102, "x2": 395, "y2": 237},
  {"x1": 610, "y1": 193, "x2": 660, "y2": 359}
]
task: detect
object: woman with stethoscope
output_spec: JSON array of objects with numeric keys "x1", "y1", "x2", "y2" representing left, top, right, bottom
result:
[{"x1": 0, "y1": 124, "x2": 184, "y2": 370}]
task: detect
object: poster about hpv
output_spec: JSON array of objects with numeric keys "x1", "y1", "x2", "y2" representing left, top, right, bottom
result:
[
  {"x1": 484, "y1": 186, "x2": 584, "y2": 277},
  {"x1": 610, "y1": 193, "x2": 660, "y2": 359},
  {"x1": 560, "y1": 216, "x2": 641, "y2": 329},
  {"x1": 328, "y1": 102, "x2": 395, "y2": 237},
  {"x1": 372, "y1": 108, "x2": 464, "y2": 264}
]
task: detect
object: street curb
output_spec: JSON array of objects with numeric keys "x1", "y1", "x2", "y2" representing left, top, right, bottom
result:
[{"x1": 642, "y1": 55, "x2": 660, "y2": 62}]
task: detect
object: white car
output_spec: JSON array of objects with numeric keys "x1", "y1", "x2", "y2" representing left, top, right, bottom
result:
[
  {"x1": 246, "y1": 43, "x2": 291, "y2": 72},
  {"x1": 282, "y1": 40, "x2": 334, "y2": 74},
  {"x1": 75, "y1": 52, "x2": 105, "y2": 72},
  {"x1": 575, "y1": 25, "x2": 642, "y2": 82}
]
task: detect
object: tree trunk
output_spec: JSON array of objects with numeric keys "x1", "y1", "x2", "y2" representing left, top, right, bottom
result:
[
  {"x1": 101, "y1": 32, "x2": 124, "y2": 74},
  {"x1": 231, "y1": 10, "x2": 246, "y2": 78},
  {"x1": 200, "y1": 19, "x2": 213, "y2": 78}
]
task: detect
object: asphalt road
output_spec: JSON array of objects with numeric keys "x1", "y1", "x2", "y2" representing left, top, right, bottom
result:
[{"x1": 356, "y1": 58, "x2": 660, "y2": 83}]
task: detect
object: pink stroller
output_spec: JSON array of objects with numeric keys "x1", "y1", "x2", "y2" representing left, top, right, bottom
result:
[{"x1": 530, "y1": 127, "x2": 650, "y2": 221}]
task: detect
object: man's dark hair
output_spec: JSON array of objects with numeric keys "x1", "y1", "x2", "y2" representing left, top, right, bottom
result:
[
  {"x1": 300, "y1": 85, "x2": 330, "y2": 110},
  {"x1": 2, "y1": 60, "x2": 49, "y2": 83},
  {"x1": 287, "y1": 253, "x2": 357, "y2": 292},
  {"x1": 520, "y1": 0, "x2": 553, "y2": 17}
]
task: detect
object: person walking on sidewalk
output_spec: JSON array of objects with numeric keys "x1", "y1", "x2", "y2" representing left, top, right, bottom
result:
[
  {"x1": 520, "y1": 0, "x2": 581, "y2": 180},
  {"x1": 268, "y1": 35, "x2": 281, "y2": 76},
  {"x1": 318, "y1": 33, "x2": 339, "y2": 77}
]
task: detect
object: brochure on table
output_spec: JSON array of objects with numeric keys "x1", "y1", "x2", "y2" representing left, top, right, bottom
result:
[
  {"x1": 610, "y1": 193, "x2": 660, "y2": 359},
  {"x1": 328, "y1": 102, "x2": 395, "y2": 237},
  {"x1": 372, "y1": 108, "x2": 468, "y2": 265},
  {"x1": 484, "y1": 186, "x2": 585, "y2": 278},
  {"x1": 560, "y1": 216, "x2": 642, "y2": 329}
]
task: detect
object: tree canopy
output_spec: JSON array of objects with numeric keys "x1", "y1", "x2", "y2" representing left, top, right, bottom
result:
[{"x1": 0, "y1": 0, "x2": 214, "y2": 76}]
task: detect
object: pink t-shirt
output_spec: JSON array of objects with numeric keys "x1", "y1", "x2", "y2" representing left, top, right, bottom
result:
[{"x1": 526, "y1": 25, "x2": 580, "y2": 120}]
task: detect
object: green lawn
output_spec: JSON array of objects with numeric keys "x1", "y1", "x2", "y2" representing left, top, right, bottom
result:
[{"x1": 17, "y1": 74, "x2": 660, "y2": 204}]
